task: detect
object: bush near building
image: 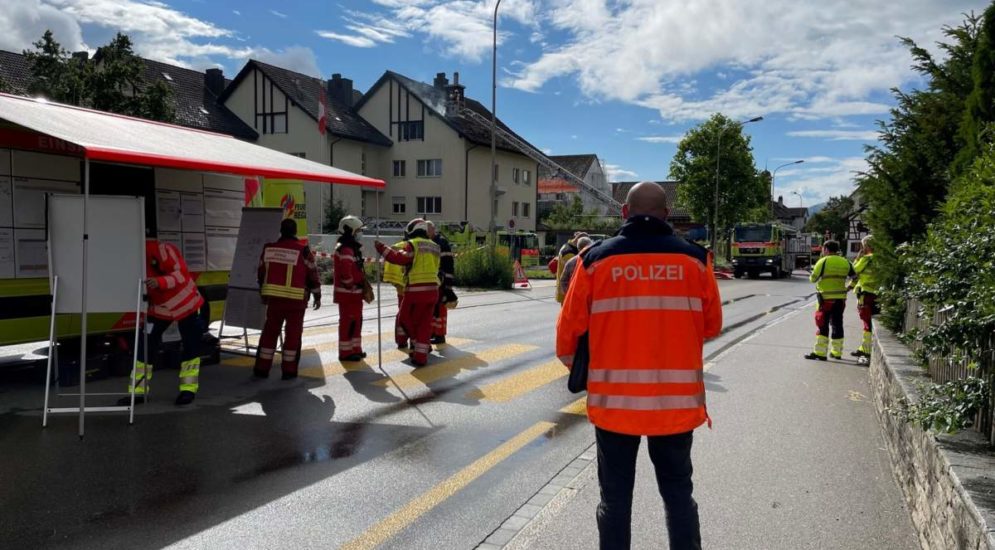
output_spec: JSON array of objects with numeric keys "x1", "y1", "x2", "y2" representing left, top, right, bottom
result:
[{"x1": 455, "y1": 247, "x2": 514, "y2": 289}]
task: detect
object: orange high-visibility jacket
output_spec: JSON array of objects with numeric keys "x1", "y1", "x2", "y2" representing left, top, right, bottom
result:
[
  {"x1": 556, "y1": 215, "x2": 722, "y2": 436},
  {"x1": 145, "y1": 239, "x2": 204, "y2": 321}
]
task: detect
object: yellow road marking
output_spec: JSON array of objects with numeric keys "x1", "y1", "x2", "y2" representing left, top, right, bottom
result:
[
  {"x1": 467, "y1": 360, "x2": 567, "y2": 403},
  {"x1": 340, "y1": 421, "x2": 556, "y2": 550},
  {"x1": 560, "y1": 396, "x2": 587, "y2": 416},
  {"x1": 373, "y1": 344, "x2": 538, "y2": 390}
]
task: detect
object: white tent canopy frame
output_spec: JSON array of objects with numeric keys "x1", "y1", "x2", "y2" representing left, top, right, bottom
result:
[{"x1": 0, "y1": 93, "x2": 385, "y2": 437}]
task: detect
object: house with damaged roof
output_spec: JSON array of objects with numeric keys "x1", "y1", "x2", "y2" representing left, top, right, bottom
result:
[
  {"x1": 355, "y1": 71, "x2": 539, "y2": 232},
  {"x1": 537, "y1": 154, "x2": 612, "y2": 217}
]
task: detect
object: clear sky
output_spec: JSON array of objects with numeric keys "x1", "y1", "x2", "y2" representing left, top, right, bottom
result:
[{"x1": 2, "y1": 0, "x2": 988, "y2": 206}]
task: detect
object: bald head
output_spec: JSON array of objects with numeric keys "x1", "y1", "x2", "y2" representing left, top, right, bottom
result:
[{"x1": 623, "y1": 181, "x2": 669, "y2": 220}]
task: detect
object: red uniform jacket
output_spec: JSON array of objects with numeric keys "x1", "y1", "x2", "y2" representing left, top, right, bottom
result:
[
  {"x1": 146, "y1": 239, "x2": 204, "y2": 321},
  {"x1": 257, "y1": 237, "x2": 321, "y2": 308},
  {"x1": 333, "y1": 238, "x2": 365, "y2": 303}
]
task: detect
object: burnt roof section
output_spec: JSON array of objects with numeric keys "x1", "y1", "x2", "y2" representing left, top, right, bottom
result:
[
  {"x1": 0, "y1": 50, "x2": 33, "y2": 95},
  {"x1": 359, "y1": 70, "x2": 541, "y2": 156},
  {"x1": 140, "y1": 58, "x2": 257, "y2": 140},
  {"x1": 538, "y1": 154, "x2": 598, "y2": 180},
  {"x1": 612, "y1": 180, "x2": 690, "y2": 220},
  {"x1": 772, "y1": 200, "x2": 808, "y2": 220},
  {"x1": 220, "y1": 60, "x2": 391, "y2": 147}
]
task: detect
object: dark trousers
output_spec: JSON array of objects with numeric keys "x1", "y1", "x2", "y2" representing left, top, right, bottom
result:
[
  {"x1": 815, "y1": 297, "x2": 846, "y2": 338},
  {"x1": 138, "y1": 314, "x2": 202, "y2": 366},
  {"x1": 596, "y1": 428, "x2": 700, "y2": 550}
]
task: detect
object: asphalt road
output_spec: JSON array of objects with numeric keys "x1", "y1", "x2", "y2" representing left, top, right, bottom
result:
[{"x1": 0, "y1": 274, "x2": 916, "y2": 549}]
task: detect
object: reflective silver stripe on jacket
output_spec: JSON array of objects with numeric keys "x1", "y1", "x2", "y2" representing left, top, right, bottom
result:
[
  {"x1": 587, "y1": 392, "x2": 705, "y2": 410},
  {"x1": 588, "y1": 369, "x2": 703, "y2": 384},
  {"x1": 590, "y1": 296, "x2": 703, "y2": 314}
]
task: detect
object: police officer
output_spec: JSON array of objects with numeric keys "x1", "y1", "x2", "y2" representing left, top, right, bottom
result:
[
  {"x1": 805, "y1": 240, "x2": 855, "y2": 361},
  {"x1": 334, "y1": 216, "x2": 368, "y2": 362},
  {"x1": 253, "y1": 219, "x2": 321, "y2": 379},
  {"x1": 120, "y1": 233, "x2": 206, "y2": 406},
  {"x1": 427, "y1": 221, "x2": 455, "y2": 344},
  {"x1": 557, "y1": 182, "x2": 722, "y2": 549},
  {"x1": 375, "y1": 218, "x2": 440, "y2": 366},
  {"x1": 850, "y1": 235, "x2": 878, "y2": 361}
]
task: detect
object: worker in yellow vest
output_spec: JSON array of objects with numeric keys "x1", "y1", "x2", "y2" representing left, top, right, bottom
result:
[
  {"x1": 805, "y1": 240, "x2": 855, "y2": 361},
  {"x1": 555, "y1": 232, "x2": 588, "y2": 304},
  {"x1": 375, "y1": 219, "x2": 441, "y2": 366},
  {"x1": 849, "y1": 235, "x2": 879, "y2": 361},
  {"x1": 382, "y1": 236, "x2": 410, "y2": 350}
]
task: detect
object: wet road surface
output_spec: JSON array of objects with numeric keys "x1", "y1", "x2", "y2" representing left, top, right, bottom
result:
[{"x1": 0, "y1": 274, "x2": 909, "y2": 549}]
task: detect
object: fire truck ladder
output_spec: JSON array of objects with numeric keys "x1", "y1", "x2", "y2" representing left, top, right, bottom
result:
[{"x1": 459, "y1": 107, "x2": 623, "y2": 215}]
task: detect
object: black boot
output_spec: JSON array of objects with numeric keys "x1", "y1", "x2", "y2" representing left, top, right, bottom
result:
[
  {"x1": 175, "y1": 391, "x2": 196, "y2": 406},
  {"x1": 803, "y1": 353, "x2": 827, "y2": 361},
  {"x1": 430, "y1": 336, "x2": 446, "y2": 345},
  {"x1": 117, "y1": 395, "x2": 145, "y2": 406}
]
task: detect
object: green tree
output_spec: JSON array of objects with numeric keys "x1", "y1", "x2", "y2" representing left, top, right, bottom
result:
[
  {"x1": 857, "y1": 13, "x2": 981, "y2": 297},
  {"x1": 138, "y1": 79, "x2": 176, "y2": 122},
  {"x1": 954, "y1": 4, "x2": 995, "y2": 175},
  {"x1": 90, "y1": 33, "x2": 146, "y2": 115},
  {"x1": 23, "y1": 30, "x2": 89, "y2": 105},
  {"x1": 541, "y1": 194, "x2": 622, "y2": 232},
  {"x1": 804, "y1": 195, "x2": 855, "y2": 241},
  {"x1": 322, "y1": 198, "x2": 348, "y2": 234},
  {"x1": 669, "y1": 113, "x2": 765, "y2": 240}
]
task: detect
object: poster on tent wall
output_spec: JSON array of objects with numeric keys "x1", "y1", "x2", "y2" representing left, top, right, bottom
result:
[{"x1": 262, "y1": 179, "x2": 307, "y2": 241}]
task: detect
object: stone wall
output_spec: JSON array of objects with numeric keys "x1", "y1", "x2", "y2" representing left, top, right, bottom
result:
[{"x1": 871, "y1": 326, "x2": 995, "y2": 550}]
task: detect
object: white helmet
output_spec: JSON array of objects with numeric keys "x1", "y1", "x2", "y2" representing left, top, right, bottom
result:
[
  {"x1": 406, "y1": 218, "x2": 428, "y2": 235},
  {"x1": 338, "y1": 215, "x2": 364, "y2": 235}
]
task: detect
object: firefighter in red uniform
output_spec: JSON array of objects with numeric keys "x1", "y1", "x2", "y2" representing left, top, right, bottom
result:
[
  {"x1": 334, "y1": 216, "x2": 369, "y2": 362},
  {"x1": 427, "y1": 221, "x2": 456, "y2": 344},
  {"x1": 120, "y1": 233, "x2": 206, "y2": 406},
  {"x1": 375, "y1": 218, "x2": 441, "y2": 366},
  {"x1": 253, "y1": 219, "x2": 321, "y2": 380}
]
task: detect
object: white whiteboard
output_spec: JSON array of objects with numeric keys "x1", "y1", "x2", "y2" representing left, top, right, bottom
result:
[
  {"x1": 223, "y1": 208, "x2": 284, "y2": 330},
  {"x1": 228, "y1": 208, "x2": 284, "y2": 290},
  {"x1": 48, "y1": 194, "x2": 146, "y2": 314}
]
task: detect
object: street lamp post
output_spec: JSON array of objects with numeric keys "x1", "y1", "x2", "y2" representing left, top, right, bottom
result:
[
  {"x1": 712, "y1": 116, "x2": 763, "y2": 252},
  {"x1": 489, "y1": 0, "x2": 502, "y2": 242},
  {"x1": 791, "y1": 191, "x2": 803, "y2": 208},
  {"x1": 770, "y1": 160, "x2": 804, "y2": 216}
]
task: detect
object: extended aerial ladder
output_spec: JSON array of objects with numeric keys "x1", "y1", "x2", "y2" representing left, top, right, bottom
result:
[{"x1": 458, "y1": 107, "x2": 623, "y2": 215}]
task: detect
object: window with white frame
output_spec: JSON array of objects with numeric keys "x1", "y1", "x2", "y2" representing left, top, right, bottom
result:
[
  {"x1": 417, "y1": 159, "x2": 442, "y2": 177},
  {"x1": 399, "y1": 121, "x2": 424, "y2": 141},
  {"x1": 512, "y1": 201, "x2": 519, "y2": 217},
  {"x1": 393, "y1": 160, "x2": 406, "y2": 177},
  {"x1": 392, "y1": 196, "x2": 406, "y2": 214},
  {"x1": 417, "y1": 196, "x2": 442, "y2": 214},
  {"x1": 523, "y1": 169, "x2": 531, "y2": 185}
]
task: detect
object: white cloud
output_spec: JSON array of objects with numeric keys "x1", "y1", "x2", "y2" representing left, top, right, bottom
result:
[
  {"x1": 604, "y1": 164, "x2": 638, "y2": 182},
  {"x1": 270, "y1": 10, "x2": 288, "y2": 19},
  {"x1": 42, "y1": 0, "x2": 252, "y2": 67},
  {"x1": 232, "y1": 10, "x2": 240, "y2": 16},
  {"x1": 637, "y1": 135, "x2": 683, "y2": 144},
  {"x1": 772, "y1": 156, "x2": 867, "y2": 205},
  {"x1": 506, "y1": 0, "x2": 983, "y2": 122},
  {"x1": 0, "y1": 0, "x2": 87, "y2": 53},
  {"x1": 787, "y1": 129, "x2": 880, "y2": 141},
  {"x1": 316, "y1": 30, "x2": 378, "y2": 48},
  {"x1": 253, "y1": 46, "x2": 321, "y2": 77},
  {"x1": 324, "y1": 0, "x2": 539, "y2": 60}
]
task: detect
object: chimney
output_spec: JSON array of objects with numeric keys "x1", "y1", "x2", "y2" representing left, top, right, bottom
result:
[
  {"x1": 444, "y1": 71, "x2": 466, "y2": 118},
  {"x1": 205, "y1": 68, "x2": 225, "y2": 97},
  {"x1": 326, "y1": 73, "x2": 355, "y2": 106},
  {"x1": 778, "y1": 195, "x2": 784, "y2": 205},
  {"x1": 433, "y1": 72, "x2": 449, "y2": 89}
]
